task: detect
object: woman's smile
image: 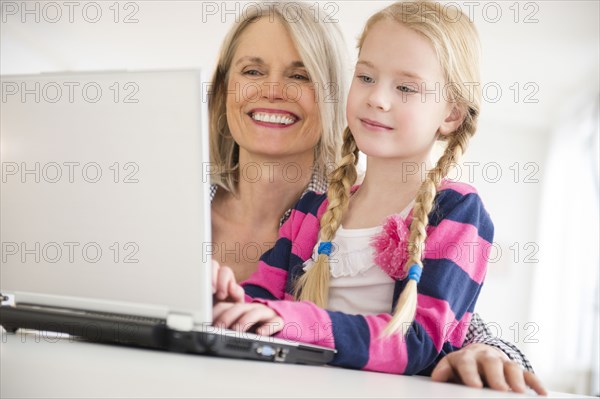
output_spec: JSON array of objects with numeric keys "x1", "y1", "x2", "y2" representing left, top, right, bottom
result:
[{"x1": 247, "y1": 108, "x2": 300, "y2": 129}]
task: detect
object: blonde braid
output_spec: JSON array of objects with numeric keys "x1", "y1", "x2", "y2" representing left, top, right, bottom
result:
[
  {"x1": 384, "y1": 121, "x2": 475, "y2": 336},
  {"x1": 294, "y1": 127, "x2": 359, "y2": 306}
]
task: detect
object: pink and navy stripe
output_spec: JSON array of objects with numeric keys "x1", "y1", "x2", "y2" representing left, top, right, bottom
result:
[{"x1": 242, "y1": 181, "x2": 493, "y2": 375}]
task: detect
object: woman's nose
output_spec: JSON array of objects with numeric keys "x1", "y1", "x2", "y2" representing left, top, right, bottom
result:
[{"x1": 261, "y1": 76, "x2": 286, "y2": 102}]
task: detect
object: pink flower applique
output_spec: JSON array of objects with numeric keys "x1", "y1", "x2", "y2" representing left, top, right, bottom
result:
[{"x1": 371, "y1": 214, "x2": 411, "y2": 280}]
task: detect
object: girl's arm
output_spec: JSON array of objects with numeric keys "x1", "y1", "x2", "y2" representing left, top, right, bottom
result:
[
  {"x1": 249, "y1": 189, "x2": 493, "y2": 374},
  {"x1": 241, "y1": 191, "x2": 326, "y2": 301}
]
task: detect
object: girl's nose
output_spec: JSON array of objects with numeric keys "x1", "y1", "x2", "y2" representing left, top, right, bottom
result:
[{"x1": 366, "y1": 85, "x2": 391, "y2": 112}]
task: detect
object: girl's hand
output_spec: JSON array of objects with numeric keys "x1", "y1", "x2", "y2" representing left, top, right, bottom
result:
[
  {"x1": 211, "y1": 260, "x2": 245, "y2": 304},
  {"x1": 212, "y1": 302, "x2": 283, "y2": 336},
  {"x1": 431, "y1": 343, "x2": 547, "y2": 396}
]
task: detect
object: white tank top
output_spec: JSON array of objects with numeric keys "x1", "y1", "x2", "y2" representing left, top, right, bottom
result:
[{"x1": 302, "y1": 204, "x2": 413, "y2": 315}]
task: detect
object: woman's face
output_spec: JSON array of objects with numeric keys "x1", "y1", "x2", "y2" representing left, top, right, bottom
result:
[{"x1": 226, "y1": 17, "x2": 321, "y2": 162}]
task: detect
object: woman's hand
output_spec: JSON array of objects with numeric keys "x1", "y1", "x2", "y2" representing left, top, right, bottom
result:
[
  {"x1": 431, "y1": 343, "x2": 547, "y2": 396},
  {"x1": 212, "y1": 302, "x2": 283, "y2": 336},
  {"x1": 211, "y1": 260, "x2": 245, "y2": 304}
]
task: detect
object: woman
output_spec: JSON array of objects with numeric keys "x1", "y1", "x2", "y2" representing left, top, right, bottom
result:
[
  {"x1": 209, "y1": 0, "x2": 343, "y2": 283},
  {"x1": 208, "y1": 1, "x2": 544, "y2": 394}
]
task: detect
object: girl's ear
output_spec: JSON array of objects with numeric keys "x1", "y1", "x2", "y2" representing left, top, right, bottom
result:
[{"x1": 438, "y1": 105, "x2": 466, "y2": 136}]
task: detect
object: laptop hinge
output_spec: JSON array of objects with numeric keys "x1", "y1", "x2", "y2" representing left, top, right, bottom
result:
[{"x1": 166, "y1": 313, "x2": 194, "y2": 331}]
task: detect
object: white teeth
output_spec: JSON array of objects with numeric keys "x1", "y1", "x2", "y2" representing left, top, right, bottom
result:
[{"x1": 251, "y1": 112, "x2": 295, "y2": 125}]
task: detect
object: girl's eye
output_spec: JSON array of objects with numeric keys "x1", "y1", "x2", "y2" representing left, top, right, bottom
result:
[
  {"x1": 397, "y1": 84, "x2": 417, "y2": 93},
  {"x1": 357, "y1": 75, "x2": 374, "y2": 84}
]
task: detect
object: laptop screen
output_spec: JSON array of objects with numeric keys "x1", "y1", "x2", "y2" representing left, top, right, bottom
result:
[{"x1": 1, "y1": 70, "x2": 212, "y2": 324}]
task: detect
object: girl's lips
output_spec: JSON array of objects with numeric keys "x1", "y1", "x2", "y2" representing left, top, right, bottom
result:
[{"x1": 360, "y1": 118, "x2": 393, "y2": 131}]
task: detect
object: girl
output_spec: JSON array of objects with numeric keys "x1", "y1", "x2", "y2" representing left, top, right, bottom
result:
[{"x1": 213, "y1": 0, "x2": 504, "y2": 378}]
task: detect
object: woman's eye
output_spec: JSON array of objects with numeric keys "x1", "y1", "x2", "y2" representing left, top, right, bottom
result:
[
  {"x1": 357, "y1": 75, "x2": 373, "y2": 84},
  {"x1": 291, "y1": 73, "x2": 309, "y2": 81},
  {"x1": 243, "y1": 69, "x2": 262, "y2": 76}
]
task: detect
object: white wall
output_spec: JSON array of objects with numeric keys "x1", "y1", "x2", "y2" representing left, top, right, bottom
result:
[{"x1": 2, "y1": 0, "x2": 599, "y2": 394}]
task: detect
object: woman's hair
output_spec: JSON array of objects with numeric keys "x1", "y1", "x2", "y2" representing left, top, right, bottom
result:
[
  {"x1": 209, "y1": 1, "x2": 348, "y2": 194},
  {"x1": 294, "y1": 0, "x2": 482, "y2": 336}
]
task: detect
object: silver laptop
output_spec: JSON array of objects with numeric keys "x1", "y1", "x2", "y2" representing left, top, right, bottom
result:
[{"x1": 0, "y1": 70, "x2": 335, "y2": 365}]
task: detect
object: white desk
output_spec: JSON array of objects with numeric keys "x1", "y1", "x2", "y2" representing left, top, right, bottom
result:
[{"x1": 0, "y1": 331, "x2": 585, "y2": 398}]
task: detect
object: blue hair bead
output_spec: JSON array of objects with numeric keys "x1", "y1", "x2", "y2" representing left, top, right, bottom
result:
[
  {"x1": 408, "y1": 264, "x2": 423, "y2": 283},
  {"x1": 317, "y1": 241, "x2": 333, "y2": 256}
]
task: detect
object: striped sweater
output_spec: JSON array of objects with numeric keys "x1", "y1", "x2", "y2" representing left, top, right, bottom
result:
[{"x1": 242, "y1": 181, "x2": 493, "y2": 375}]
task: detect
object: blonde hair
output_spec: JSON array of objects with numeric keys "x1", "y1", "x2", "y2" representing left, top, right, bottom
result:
[
  {"x1": 295, "y1": 1, "x2": 482, "y2": 336},
  {"x1": 209, "y1": 1, "x2": 348, "y2": 194}
]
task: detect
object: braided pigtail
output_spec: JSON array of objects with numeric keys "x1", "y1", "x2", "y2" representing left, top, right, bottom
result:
[
  {"x1": 294, "y1": 127, "x2": 359, "y2": 307},
  {"x1": 383, "y1": 127, "x2": 473, "y2": 336}
]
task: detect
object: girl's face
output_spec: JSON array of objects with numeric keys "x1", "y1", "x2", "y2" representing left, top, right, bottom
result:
[
  {"x1": 346, "y1": 19, "x2": 462, "y2": 162},
  {"x1": 226, "y1": 17, "x2": 321, "y2": 161}
]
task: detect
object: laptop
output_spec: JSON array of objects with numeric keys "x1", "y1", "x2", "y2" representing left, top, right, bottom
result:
[{"x1": 0, "y1": 69, "x2": 336, "y2": 365}]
